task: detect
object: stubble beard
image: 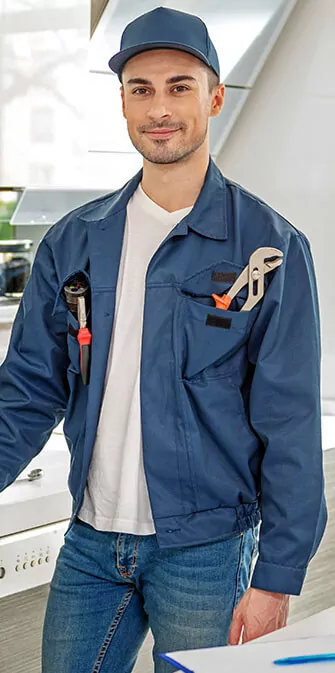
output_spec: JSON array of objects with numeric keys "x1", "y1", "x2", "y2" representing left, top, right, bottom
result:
[{"x1": 129, "y1": 123, "x2": 208, "y2": 165}]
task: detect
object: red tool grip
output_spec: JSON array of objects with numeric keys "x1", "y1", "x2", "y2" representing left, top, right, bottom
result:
[{"x1": 77, "y1": 327, "x2": 92, "y2": 347}]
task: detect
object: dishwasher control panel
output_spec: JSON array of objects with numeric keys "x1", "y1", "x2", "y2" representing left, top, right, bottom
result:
[{"x1": 0, "y1": 520, "x2": 69, "y2": 598}]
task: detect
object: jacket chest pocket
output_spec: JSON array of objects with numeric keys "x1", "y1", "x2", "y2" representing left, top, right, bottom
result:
[
  {"x1": 176, "y1": 262, "x2": 258, "y2": 380},
  {"x1": 178, "y1": 293, "x2": 254, "y2": 380}
]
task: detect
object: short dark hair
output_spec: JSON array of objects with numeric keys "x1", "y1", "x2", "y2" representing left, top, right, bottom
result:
[{"x1": 206, "y1": 66, "x2": 220, "y2": 92}]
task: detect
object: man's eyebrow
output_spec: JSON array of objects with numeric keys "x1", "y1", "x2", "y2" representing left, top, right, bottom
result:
[
  {"x1": 125, "y1": 77, "x2": 152, "y2": 86},
  {"x1": 125, "y1": 75, "x2": 197, "y2": 86},
  {"x1": 166, "y1": 75, "x2": 197, "y2": 84}
]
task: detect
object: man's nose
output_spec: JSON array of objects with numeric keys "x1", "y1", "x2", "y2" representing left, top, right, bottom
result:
[{"x1": 146, "y1": 94, "x2": 172, "y2": 120}]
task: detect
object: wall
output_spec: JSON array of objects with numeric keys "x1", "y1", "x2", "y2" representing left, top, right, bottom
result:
[{"x1": 217, "y1": 0, "x2": 335, "y2": 409}]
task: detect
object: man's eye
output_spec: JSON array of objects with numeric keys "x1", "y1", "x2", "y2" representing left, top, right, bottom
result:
[
  {"x1": 173, "y1": 85, "x2": 189, "y2": 93},
  {"x1": 132, "y1": 88, "x2": 149, "y2": 95}
]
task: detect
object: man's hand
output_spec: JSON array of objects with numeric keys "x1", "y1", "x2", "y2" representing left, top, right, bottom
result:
[{"x1": 228, "y1": 587, "x2": 290, "y2": 645}]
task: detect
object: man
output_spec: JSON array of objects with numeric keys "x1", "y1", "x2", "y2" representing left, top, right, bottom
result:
[{"x1": 0, "y1": 7, "x2": 327, "y2": 673}]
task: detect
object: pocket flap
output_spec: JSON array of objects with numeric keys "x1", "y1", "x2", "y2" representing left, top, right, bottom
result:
[{"x1": 179, "y1": 259, "x2": 249, "y2": 312}]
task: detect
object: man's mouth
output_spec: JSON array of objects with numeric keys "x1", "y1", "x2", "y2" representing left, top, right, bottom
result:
[{"x1": 145, "y1": 128, "x2": 180, "y2": 140}]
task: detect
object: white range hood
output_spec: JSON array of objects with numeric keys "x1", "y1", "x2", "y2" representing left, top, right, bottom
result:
[{"x1": 10, "y1": 187, "x2": 110, "y2": 226}]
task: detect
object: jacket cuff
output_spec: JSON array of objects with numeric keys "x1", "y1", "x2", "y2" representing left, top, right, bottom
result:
[{"x1": 250, "y1": 559, "x2": 307, "y2": 596}]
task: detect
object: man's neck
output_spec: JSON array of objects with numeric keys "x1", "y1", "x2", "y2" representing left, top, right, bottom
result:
[{"x1": 141, "y1": 150, "x2": 210, "y2": 213}]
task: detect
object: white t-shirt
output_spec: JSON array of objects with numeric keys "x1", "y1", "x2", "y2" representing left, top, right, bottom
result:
[{"x1": 78, "y1": 183, "x2": 193, "y2": 534}]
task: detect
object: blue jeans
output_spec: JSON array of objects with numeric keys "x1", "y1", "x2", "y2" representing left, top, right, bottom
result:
[{"x1": 42, "y1": 517, "x2": 258, "y2": 673}]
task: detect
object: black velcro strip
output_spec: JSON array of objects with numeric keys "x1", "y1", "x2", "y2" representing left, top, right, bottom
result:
[
  {"x1": 68, "y1": 324, "x2": 78, "y2": 338},
  {"x1": 212, "y1": 271, "x2": 237, "y2": 283},
  {"x1": 206, "y1": 314, "x2": 232, "y2": 329}
]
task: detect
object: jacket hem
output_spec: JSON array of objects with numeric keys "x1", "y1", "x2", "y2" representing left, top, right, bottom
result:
[{"x1": 154, "y1": 501, "x2": 261, "y2": 548}]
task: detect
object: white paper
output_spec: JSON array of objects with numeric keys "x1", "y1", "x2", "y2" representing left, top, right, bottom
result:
[{"x1": 163, "y1": 635, "x2": 335, "y2": 672}]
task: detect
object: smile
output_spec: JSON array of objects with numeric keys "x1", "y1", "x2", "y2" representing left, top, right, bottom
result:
[{"x1": 145, "y1": 129, "x2": 180, "y2": 140}]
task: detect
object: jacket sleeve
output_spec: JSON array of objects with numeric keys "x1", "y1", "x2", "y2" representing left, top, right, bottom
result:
[
  {"x1": 0, "y1": 236, "x2": 69, "y2": 492},
  {"x1": 247, "y1": 231, "x2": 327, "y2": 595}
]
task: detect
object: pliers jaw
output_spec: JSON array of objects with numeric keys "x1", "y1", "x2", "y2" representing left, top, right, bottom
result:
[
  {"x1": 212, "y1": 247, "x2": 283, "y2": 312},
  {"x1": 78, "y1": 296, "x2": 87, "y2": 329}
]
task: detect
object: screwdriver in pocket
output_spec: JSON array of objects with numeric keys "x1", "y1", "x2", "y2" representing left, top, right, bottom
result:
[{"x1": 77, "y1": 296, "x2": 92, "y2": 385}]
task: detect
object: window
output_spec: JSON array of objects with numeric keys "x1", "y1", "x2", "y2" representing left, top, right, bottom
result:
[{"x1": 30, "y1": 107, "x2": 54, "y2": 143}]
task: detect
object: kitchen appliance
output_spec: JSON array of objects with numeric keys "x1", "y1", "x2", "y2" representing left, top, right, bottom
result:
[
  {"x1": 10, "y1": 186, "x2": 108, "y2": 225},
  {"x1": 0, "y1": 423, "x2": 72, "y2": 671},
  {"x1": 0, "y1": 425, "x2": 72, "y2": 599},
  {"x1": 0, "y1": 186, "x2": 109, "y2": 601},
  {"x1": 0, "y1": 239, "x2": 33, "y2": 297}
]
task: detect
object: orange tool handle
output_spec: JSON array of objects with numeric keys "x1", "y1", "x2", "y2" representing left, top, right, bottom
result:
[{"x1": 212, "y1": 293, "x2": 232, "y2": 310}]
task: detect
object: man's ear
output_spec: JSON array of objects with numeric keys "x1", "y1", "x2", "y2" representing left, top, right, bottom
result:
[
  {"x1": 120, "y1": 86, "x2": 126, "y2": 119},
  {"x1": 210, "y1": 84, "x2": 225, "y2": 118}
]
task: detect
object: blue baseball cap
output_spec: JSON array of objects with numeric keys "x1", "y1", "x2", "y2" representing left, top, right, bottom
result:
[{"x1": 108, "y1": 7, "x2": 220, "y2": 82}]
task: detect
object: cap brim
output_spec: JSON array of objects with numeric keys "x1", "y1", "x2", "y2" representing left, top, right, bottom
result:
[{"x1": 108, "y1": 41, "x2": 217, "y2": 80}]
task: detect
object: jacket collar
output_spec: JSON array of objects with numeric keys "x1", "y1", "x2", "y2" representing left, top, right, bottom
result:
[{"x1": 79, "y1": 156, "x2": 228, "y2": 241}]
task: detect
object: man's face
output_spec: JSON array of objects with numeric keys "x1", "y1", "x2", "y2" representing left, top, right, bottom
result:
[{"x1": 121, "y1": 49, "x2": 223, "y2": 165}]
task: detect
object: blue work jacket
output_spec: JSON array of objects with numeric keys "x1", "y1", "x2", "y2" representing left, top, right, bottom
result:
[{"x1": 0, "y1": 158, "x2": 327, "y2": 595}]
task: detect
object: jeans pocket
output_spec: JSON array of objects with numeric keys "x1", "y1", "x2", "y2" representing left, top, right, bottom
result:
[
  {"x1": 233, "y1": 528, "x2": 255, "y2": 610},
  {"x1": 251, "y1": 523, "x2": 260, "y2": 560}
]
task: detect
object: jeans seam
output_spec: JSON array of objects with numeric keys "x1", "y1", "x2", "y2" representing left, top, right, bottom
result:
[
  {"x1": 116, "y1": 535, "x2": 141, "y2": 578},
  {"x1": 116, "y1": 534, "x2": 122, "y2": 574},
  {"x1": 92, "y1": 586, "x2": 135, "y2": 673}
]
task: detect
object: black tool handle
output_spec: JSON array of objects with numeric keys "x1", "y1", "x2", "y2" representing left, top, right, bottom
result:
[{"x1": 80, "y1": 344, "x2": 90, "y2": 385}]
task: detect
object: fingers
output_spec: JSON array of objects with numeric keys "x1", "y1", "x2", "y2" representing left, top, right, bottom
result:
[
  {"x1": 228, "y1": 589, "x2": 290, "y2": 646},
  {"x1": 228, "y1": 610, "x2": 243, "y2": 645}
]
